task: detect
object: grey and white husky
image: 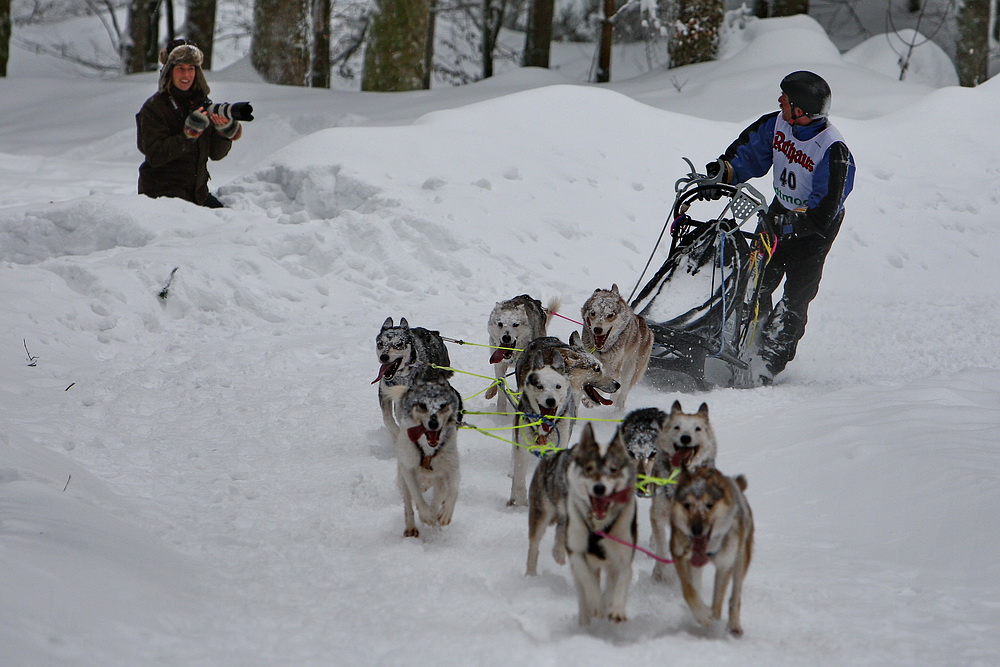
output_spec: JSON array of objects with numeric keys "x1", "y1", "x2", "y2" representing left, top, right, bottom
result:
[
  {"x1": 394, "y1": 364, "x2": 462, "y2": 538},
  {"x1": 565, "y1": 424, "x2": 638, "y2": 626},
  {"x1": 619, "y1": 407, "x2": 669, "y2": 497},
  {"x1": 525, "y1": 445, "x2": 572, "y2": 576},
  {"x1": 649, "y1": 400, "x2": 719, "y2": 582},
  {"x1": 507, "y1": 335, "x2": 620, "y2": 507},
  {"x1": 485, "y1": 294, "x2": 558, "y2": 412},
  {"x1": 373, "y1": 317, "x2": 452, "y2": 440},
  {"x1": 581, "y1": 284, "x2": 653, "y2": 410}
]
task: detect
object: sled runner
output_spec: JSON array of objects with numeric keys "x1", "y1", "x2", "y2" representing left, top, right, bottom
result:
[{"x1": 628, "y1": 159, "x2": 775, "y2": 390}]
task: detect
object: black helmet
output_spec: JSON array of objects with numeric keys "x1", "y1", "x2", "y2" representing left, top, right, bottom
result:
[{"x1": 780, "y1": 71, "x2": 831, "y2": 118}]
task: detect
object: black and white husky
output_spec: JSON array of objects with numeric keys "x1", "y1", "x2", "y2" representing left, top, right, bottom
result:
[
  {"x1": 394, "y1": 364, "x2": 462, "y2": 538},
  {"x1": 373, "y1": 317, "x2": 452, "y2": 440},
  {"x1": 565, "y1": 424, "x2": 638, "y2": 625},
  {"x1": 507, "y1": 336, "x2": 620, "y2": 507}
]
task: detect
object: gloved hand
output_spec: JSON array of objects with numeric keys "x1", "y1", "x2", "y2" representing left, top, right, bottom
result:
[
  {"x1": 184, "y1": 108, "x2": 210, "y2": 139},
  {"x1": 213, "y1": 117, "x2": 241, "y2": 140},
  {"x1": 696, "y1": 159, "x2": 731, "y2": 201}
]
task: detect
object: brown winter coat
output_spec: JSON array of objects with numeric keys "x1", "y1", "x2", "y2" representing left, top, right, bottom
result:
[{"x1": 136, "y1": 89, "x2": 233, "y2": 205}]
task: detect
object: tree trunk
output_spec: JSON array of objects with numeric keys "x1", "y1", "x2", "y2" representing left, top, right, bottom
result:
[
  {"x1": 482, "y1": 0, "x2": 506, "y2": 79},
  {"x1": 186, "y1": 0, "x2": 217, "y2": 70},
  {"x1": 423, "y1": 0, "x2": 436, "y2": 88},
  {"x1": 0, "y1": 0, "x2": 10, "y2": 77},
  {"x1": 956, "y1": 0, "x2": 989, "y2": 87},
  {"x1": 164, "y1": 0, "x2": 175, "y2": 45},
  {"x1": 594, "y1": 0, "x2": 615, "y2": 83},
  {"x1": 771, "y1": 0, "x2": 808, "y2": 15},
  {"x1": 669, "y1": 0, "x2": 724, "y2": 69},
  {"x1": 126, "y1": 0, "x2": 161, "y2": 73},
  {"x1": 754, "y1": 0, "x2": 769, "y2": 18},
  {"x1": 362, "y1": 0, "x2": 434, "y2": 91},
  {"x1": 311, "y1": 0, "x2": 332, "y2": 88},
  {"x1": 523, "y1": 0, "x2": 553, "y2": 68},
  {"x1": 252, "y1": 0, "x2": 310, "y2": 86},
  {"x1": 993, "y1": 0, "x2": 1000, "y2": 41}
]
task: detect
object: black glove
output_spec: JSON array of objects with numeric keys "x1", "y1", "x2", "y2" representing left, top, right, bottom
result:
[
  {"x1": 696, "y1": 159, "x2": 730, "y2": 201},
  {"x1": 184, "y1": 109, "x2": 210, "y2": 139}
]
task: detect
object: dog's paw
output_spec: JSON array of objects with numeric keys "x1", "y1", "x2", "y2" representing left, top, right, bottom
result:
[
  {"x1": 552, "y1": 545, "x2": 566, "y2": 566},
  {"x1": 691, "y1": 605, "x2": 714, "y2": 628},
  {"x1": 506, "y1": 496, "x2": 526, "y2": 508},
  {"x1": 728, "y1": 622, "x2": 744, "y2": 638},
  {"x1": 485, "y1": 385, "x2": 498, "y2": 400},
  {"x1": 608, "y1": 612, "x2": 628, "y2": 623},
  {"x1": 437, "y1": 504, "x2": 455, "y2": 526},
  {"x1": 652, "y1": 562, "x2": 674, "y2": 583},
  {"x1": 417, "y1": 509, "x2": 440, "y2": 527},
  {"x1": 403, "y1": 527, "x2": 420, "y2": 538}
]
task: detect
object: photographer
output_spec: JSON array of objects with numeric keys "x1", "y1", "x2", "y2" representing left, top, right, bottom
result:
[{"x1": 136, "y1": 39, "x2": 243, "y2": 208}]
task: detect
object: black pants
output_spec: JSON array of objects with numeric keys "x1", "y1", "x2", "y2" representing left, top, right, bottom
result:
[{"x1": 755, "y1": 209, "x2": 843, "y2": 375}]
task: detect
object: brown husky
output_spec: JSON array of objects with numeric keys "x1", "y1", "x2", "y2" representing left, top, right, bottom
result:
[{"x1": 670, "y1": 466, "x2": 754, "y2": 637}]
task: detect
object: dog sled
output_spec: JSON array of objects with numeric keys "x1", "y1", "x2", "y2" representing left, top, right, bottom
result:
[{"x1": 629, "y1": 159, "x2": 775, "y2": 391}]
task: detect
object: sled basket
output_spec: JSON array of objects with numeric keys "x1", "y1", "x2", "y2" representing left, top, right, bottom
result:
[{"x1": 628, "y1": 160, "x2": 772, "y2": 390}]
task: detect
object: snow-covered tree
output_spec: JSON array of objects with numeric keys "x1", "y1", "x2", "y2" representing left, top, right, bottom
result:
[
  {"x1": 251, "y1": 0, "x2": 309, "y2": 85},
  {"x1": 362, "y1": 0, "x2": 434, "y2": 90},
  {"x1": 186, "y1": 0, "x2": 216, "y2": 70},
  {"x1": 956, "y1": 0, "x2": 989, "y2": 85},
  {"x1": 669, "y1": 0, "x2": 723, "y2": 68}
]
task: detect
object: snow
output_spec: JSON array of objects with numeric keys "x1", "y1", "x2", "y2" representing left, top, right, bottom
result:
[{"x1": 2, "y1": 13, "x2": 1000, "y2": 666}]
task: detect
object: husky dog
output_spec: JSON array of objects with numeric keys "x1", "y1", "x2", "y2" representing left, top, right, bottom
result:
[
  {"x1": 507, "y1": 336, "x2": 620, "y2": 507},
  {"x1": 670, "y1": 466, "x2": 754, "y2": 637},
  {"x1": 619, "y1": 407, "x2": 668, "y2": 497},
  {"x1": 508, "y1": 343, "x2": 577, "y2": 507},
  {"x1": 525, "y1": 446, "x2": 572, "y2": 575},
  {"x1": 394, "y1": 364, "x2": 463, "y2": 538},
  {"x1": 565, "y1": 424, "x2": 638, "y2": 626},
  {"x1": 485, "y1": 294, "x2": 558, "y2": 412},
  {"x1": 650, "y1": 400, "x2": 718, "y2": 581},
  {"x1": 580, "y1": 284, "x2": 653, "y2": 409},
  {"x1": 373, "y1": 317, "x2": 452, "y2": 440},
  {"x1": 523, "y1": 334, "x2": 620, "y2": 409}
]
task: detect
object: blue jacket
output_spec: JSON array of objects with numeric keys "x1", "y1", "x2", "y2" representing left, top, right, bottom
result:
[{"x1": 721, "y1": 111, "x2": 855, "y2": 238}]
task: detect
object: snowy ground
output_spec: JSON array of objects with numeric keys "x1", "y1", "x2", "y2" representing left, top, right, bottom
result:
[{"x1": 2, "y1": 12, "x2": 1000, "y2": 667}]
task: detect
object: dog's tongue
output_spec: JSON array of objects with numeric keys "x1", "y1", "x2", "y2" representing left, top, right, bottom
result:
[
  {"x1": 590, "y1": 495, "x2": 612, "y2": 520},
  {"x1": 671, "y1": 447, "x2": 696, "y2": 468},
  {"x1": 406, "y1": 425, "x2": 440, "y2": 446},
  {"x1": 691, "y1": 536, "x2": 710, "y2": 568},
  {"x1": 489, "y1": 348, "x2": 506, "y2": 364},
  {"x1": 371, "y1": 361, "x2": 396, "y2": 385},
  {"x1": 585, "y1": 386, "x2": 614, "y2": 406}
]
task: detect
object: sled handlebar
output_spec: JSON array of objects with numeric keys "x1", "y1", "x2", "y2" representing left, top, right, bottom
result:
[{"x1": 674, "y1": 158, "x2": 770, "y2": 231}]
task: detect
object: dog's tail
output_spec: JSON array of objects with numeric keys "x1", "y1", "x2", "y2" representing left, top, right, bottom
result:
[
  {"x1": 735, "y1": 474, "x2": 748, "y2": 492},
  {"x1": 545, "y1": 296, "x2": 561, "y2": 331}
]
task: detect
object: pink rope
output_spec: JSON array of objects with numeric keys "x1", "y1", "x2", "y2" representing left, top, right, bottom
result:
[
  {"x1": 594, "y1": 530, "x2": 674, "y2": 564},
  {"x1": 550, "y1": 310, "x2": 584, "y2": 327}
]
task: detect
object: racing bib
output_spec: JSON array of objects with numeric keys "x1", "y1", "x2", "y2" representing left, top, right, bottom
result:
[{"x1": 771, "y1": 117, "x2": 845, "y2": 211}]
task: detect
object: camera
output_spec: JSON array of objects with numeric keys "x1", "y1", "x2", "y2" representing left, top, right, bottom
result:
[{"x1": 201, "y1": 99, "x2": 254, "y2": 122}]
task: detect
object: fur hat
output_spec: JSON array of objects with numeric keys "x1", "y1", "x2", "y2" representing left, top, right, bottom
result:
[{"x1": 158, "y1": 41, "x2": 210, "y2": 96}]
